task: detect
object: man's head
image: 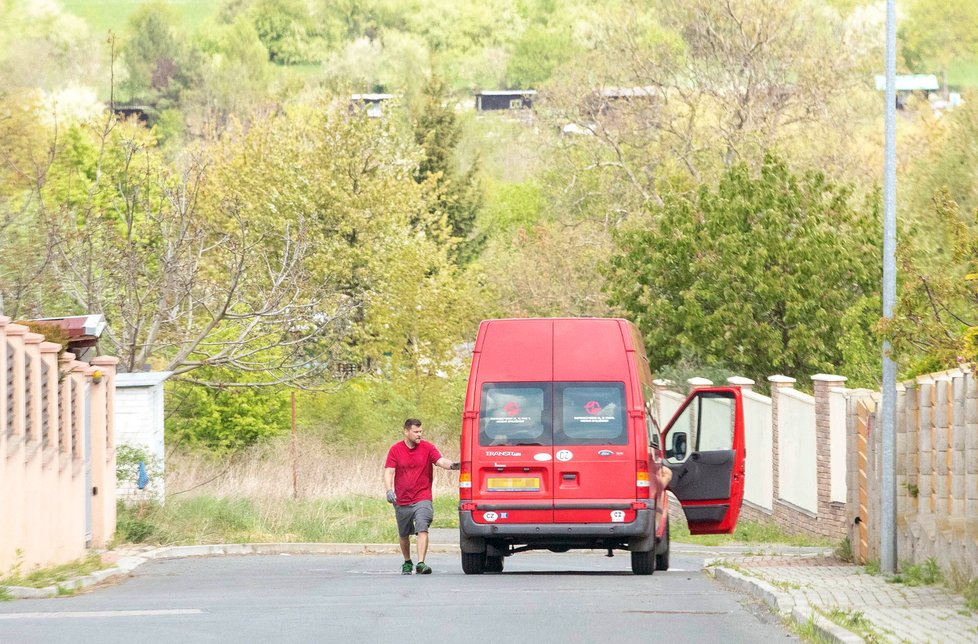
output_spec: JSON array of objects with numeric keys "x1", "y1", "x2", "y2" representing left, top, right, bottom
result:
[{"x1": 403, "y1": 418, "x2": 423, "y2": 447}]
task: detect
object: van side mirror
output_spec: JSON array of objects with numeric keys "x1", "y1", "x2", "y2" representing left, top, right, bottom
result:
[{"x1": 666, "y1": 432, "x2": 687, "y2": 460}]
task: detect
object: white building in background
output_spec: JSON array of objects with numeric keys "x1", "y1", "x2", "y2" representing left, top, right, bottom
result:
[{"x1": 114, "y1": 371, "x2": 171, "y2": 501}]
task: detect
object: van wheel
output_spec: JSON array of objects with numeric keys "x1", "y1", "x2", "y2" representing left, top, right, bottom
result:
[
  {"x1": 630, "y1": 550, "x2": 654, "y2": 575},
  {"x1": 485, "y1": 555, "x2": 504, "y2": 573},
  {"x1": 462, "y1": 552, "x2": 486, "y2": 575},
  {"x1": 655, "y1": 522, "x2": 670, "y2": 571}
]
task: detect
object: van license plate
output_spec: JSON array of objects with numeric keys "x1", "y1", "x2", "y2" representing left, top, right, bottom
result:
[{"x1": 487, "y1": 477, "x2": 540, "y2": 492}]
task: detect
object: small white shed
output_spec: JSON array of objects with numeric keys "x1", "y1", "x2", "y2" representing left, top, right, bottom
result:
[{"x1": 114, "y1": 371, "x2": 172, "y2": 501}]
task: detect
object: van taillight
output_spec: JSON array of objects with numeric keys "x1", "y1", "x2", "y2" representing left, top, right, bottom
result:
[
  {"x1": 635, "y1": 460, "x2": 650, "y2": 499},
  {"x1": 459, "y1": 461, "x2": 472, "y2": 500}
]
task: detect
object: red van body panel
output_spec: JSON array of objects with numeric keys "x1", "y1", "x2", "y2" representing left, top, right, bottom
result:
[{"x1": 459, "y1": 317, "x2": 745, "y2": 574}]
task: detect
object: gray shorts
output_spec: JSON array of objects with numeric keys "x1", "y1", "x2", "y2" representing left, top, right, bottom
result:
[{"x1": 394, "y1": 500, "x2": 434, "y2": 538}]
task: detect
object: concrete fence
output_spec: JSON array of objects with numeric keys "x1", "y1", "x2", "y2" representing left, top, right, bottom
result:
[
  {"x1": 651, "y1": 374, "x2": 849, "y2": 541},
  {"x1": 0, "y1": 317, "x2": 118, "y2": 574},
  {"x1": 848, "y1": 367, "x2": 978, "y2": 577}
]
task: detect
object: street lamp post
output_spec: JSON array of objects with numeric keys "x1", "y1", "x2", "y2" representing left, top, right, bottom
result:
[{"x1": 881, "y1": 0, "x2": 898, "y2": 575}]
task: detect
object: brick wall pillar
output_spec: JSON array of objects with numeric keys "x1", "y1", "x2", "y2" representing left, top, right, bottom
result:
[{"x1": 812, "y1": 374, "x2": 847, "y2": 538}]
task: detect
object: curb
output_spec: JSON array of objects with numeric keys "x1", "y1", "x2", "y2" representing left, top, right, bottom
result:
[
  {"x1": 706, "y1": 564, "x2": 863, "y2": 644},
  {"x1": 2, "y1": 542, "x2": 462, "y2": 599}
]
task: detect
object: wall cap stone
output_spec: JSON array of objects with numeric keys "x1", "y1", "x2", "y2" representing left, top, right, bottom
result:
[
  {"x1": 727, "y1": 376, "x2": 756, "y2": 386},
  {"x1": 811, "y1": 374, "x2": 847, "y2": 383},
  {"x1": 768, "y1": 375, "x2": 797, "y2": 385},
  {"x1": 688, "y1": 377, "x2": 714, "y2": 387}
]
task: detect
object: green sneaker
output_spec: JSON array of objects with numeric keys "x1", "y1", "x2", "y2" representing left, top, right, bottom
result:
[
  {"x1": 415, "y1": 562, "x2": 432, "y2": 575},
  {"x1": 401, "y1": 560, "x2": 413, "y2": 575}
]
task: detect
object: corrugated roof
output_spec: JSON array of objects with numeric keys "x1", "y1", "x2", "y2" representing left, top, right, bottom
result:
[{"x1": 874, "y1": 74, "x2": 940, "y2": 91}]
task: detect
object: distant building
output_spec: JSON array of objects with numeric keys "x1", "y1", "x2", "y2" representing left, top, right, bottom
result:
[
  {"x1": 113, "y1": 103, "x2": 154, "y2": 125},
  {"x1": 24, "y1": 314, "x2": 106, "y2": 362},
  {"x1": 351, "y1": 93, "x2": 394, "y2": 118},
  {"x1": 474, "y1": 90, "x2": 537, "y2": 111},
  {"x1": 874, "y1": 74, "x2": 940, "y2": 109}
]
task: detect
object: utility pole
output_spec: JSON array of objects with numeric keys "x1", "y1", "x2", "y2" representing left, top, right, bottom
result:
[{"x1": 881, "y1": 0, "x2": 898, "y2": 575}]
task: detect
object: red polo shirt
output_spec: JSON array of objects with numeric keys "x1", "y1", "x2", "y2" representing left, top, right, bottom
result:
[{"x1": 385, "y1": 440, "x2": 442, "y2": 505}]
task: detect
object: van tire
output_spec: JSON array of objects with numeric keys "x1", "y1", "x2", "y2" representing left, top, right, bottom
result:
[
  {"x1": 655, "y1": 522, "x2": 670, "y2": 571},
  {"x1": 462, "y1": 552, "x2": 486, "y2": 575},
  {"x1": 485, "y1": 555, "x2": 504, "y2": 573},
  {"x1": 630, "y1": 550, "x2": 654, "y2": 575}
]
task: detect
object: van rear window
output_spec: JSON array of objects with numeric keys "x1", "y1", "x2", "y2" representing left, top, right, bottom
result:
[
  {"x1": 479, "y1": 382, "x2": 627, "y2": 447},
  {"x1": 556, "y1": 383, "x2": 626, "y2": 445},
  {"x1": 480, "y1": 384, "x2": 551, "y2": 446}
]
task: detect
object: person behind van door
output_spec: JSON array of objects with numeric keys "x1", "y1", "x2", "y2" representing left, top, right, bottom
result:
[{"x1": 384, "y1": 418, "x2": 459, "y2": 575}]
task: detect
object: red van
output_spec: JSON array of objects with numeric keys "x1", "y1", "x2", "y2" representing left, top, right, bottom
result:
[{"x1": 457, "y1": 318, "x2": 746, "y2": 575}]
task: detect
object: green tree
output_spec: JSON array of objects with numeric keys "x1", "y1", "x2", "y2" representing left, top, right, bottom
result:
[
  {"x1": 249, "y1": 0, "x2": 318, "y2": 64},
  {"x1": 900, "y1": 0, "x2": 978, "y2": 81},
  {"x1": 886, "y1": 189, "x2": 978, "y2": 376},
  {"x1": 505, "y1": 23, "x2": 578, "y2": 88},
  {"x1": 121, "y1": 1, "x2": 195, "y2": 103},
  {"x1": 605, "y1": 154, "x2": 881, "y2": 381},
  {"x1": 412, "y1": 75, "x2": 483, "y2": 263}
]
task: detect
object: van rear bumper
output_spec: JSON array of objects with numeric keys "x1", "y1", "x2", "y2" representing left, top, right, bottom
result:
[{"x1": 459, "y1": 509, "x2": 655, "y2": 552}]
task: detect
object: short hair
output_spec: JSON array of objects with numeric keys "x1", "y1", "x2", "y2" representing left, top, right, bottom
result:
[{"x1": 404, "y1": 418, "x2": 422, "y2": 429}]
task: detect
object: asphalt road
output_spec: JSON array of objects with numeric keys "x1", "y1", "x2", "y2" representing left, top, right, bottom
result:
[{"x1": 0, "y1": 551, "x2": 795, "y2": 643}]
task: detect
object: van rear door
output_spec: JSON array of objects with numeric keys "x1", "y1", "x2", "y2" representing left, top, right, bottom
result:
[
  {"x1": 469, "y1": 319, "x2": 555, "y2": 526},
  {"x1": 662, "y1": 387, "x2": 745, "y2": 534},
  {"x1": 552, "y1": 382, "x2": 636, "y2": 524},
  {"x1": 474, "y1": 382, "x2": 554, "y2": 525},
  {"x1": 551, "y1": 319, "x2": 639, "y2": 524}
]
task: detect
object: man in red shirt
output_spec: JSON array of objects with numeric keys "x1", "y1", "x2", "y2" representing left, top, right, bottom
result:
[{"x1": 384, "y1": 418, "x2": 459, "y2": 574}]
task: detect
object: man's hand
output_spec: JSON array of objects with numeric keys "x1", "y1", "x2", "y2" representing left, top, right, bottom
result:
[
  {"x1": 449, "y1": 462, "x2": 461, "y2": 470},
  {"x1": 386, "y1": 489, "x2": 397, "y2": 504}
]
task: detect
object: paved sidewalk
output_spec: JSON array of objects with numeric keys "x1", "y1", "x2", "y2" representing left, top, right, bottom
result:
[{"x1": 710, "y1": 553, "x2": 978, "y2": 643}]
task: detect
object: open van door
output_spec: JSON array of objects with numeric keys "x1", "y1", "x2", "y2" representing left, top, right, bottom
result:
[{"x1": 662, "y1": 387, "x2": 745, "y2": 534}]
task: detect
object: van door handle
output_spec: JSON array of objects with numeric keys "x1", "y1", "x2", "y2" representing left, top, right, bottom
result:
[{"x1": 562, "y1": 473, "x2": 577, "y2": 480}]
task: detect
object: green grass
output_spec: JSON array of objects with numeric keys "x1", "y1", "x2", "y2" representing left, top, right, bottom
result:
[
  {"x1": 670, "y1": 518, "x2": 835, "y2": 548},
  {"x1": 887, "y1": 558, "x2": 942, "y2": 586},
  {"x1": 0, "y1": 554, "x2": 106, "y2": 589},
  {"x1": 823, "y1": 609, "x2": 886, "y2": 643},
  {"x1": 948, "y1": 57, "x2": 978, "y2": 89},
  {"x1": 60, "y1": 0, "x2": 224, "y2": 37},
  {"x1": 116, "y1": 495, "x2": 461, "y2": 545}
]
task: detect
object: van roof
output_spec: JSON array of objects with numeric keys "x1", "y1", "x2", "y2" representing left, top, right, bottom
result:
[{"x1": 473, "y1": 318, "x2": 638, "y2": 383}]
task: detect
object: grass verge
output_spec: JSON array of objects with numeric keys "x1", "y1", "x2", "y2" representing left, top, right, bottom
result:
[
  {"x1": 823, "y1": 608, "x2": 887, "y2": 643},
  {"x1": 116, "y1": 495, "x2": 459, "y2": 546},
  {"x1": 0, "y1": 554, "x2": 106, "y2": 589}
]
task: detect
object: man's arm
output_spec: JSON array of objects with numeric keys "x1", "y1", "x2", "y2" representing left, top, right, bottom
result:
[
  {"x1": 384, "y1": 466, "x2": 397, "y2": 503},
  {"x1": 435, "y1": 457, "x2": 460, "y2": 470}
]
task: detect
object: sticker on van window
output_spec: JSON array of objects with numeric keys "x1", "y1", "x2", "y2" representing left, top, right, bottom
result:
[
  {"x1": 610, "y1": 510, "x2": 626, "y2": 523},
  {"x1": 585, "y1": 401, "x2": 602, "y2": 415},
  {"x1": 556, "y1": 449, "x2": 573, "y2": 462},
  {"x1": 533, "y1": 453, "x2": 552, "y2": 462},
  {"x1": 483, "y1": 512, "x2": 498, "y2": 522},
  {"x1": 503, "y1": 402, "x2": 521, "y2": 416}
]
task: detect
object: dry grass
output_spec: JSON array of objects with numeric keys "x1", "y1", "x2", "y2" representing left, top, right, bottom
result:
[
  {"x1": 166, "y1": 433, "x2": 461, "y2": 501},
  {"x1": 114, "y1": 433, "x2": 462, "y2": 545}
]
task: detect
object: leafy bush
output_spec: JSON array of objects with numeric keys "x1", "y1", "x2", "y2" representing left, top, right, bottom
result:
[{"x1": 166, "y1": 378, "x2": 291, "y2": 452}]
